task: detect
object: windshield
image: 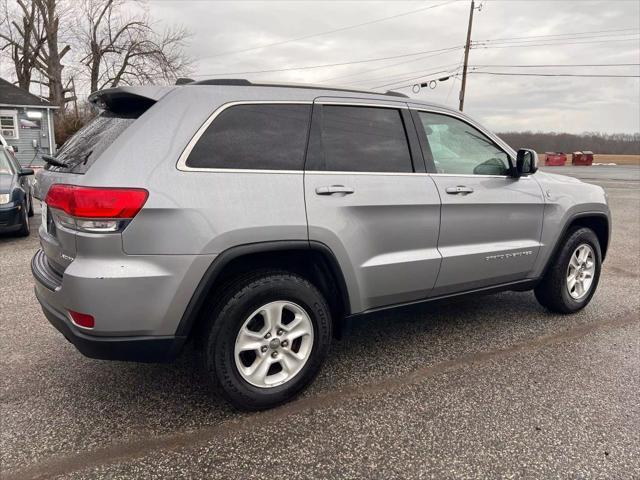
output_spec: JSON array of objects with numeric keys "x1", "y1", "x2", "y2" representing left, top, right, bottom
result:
[
  {"x1": 48, "y1": 111, "x2": 138, "y2": 174},
  {"x1": 0, "y1": 149, "x2": 16, "y2": 175}
]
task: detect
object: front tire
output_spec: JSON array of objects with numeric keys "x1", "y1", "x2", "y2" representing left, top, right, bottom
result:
[
  {"x1": 17, "y1": 200, "x2": 30, "y2": 237},
  {"x1": 27, "y1": 193, "x2": 34, "y2": 217},
  {"x1": 535, "y1": 227, "x2": 602, "y2": 313},
  {"x1": 201, "y1": 271, "x2": 332, "y2": 410}
]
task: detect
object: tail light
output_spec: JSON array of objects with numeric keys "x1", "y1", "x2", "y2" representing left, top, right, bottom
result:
[{"x1": 45, "y1": 185, "x2": 148, "y2": 233}]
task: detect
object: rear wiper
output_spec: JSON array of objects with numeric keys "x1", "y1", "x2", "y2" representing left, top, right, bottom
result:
[{"x1": 42, "y1": 154, "x2": 67, "y2": 168}]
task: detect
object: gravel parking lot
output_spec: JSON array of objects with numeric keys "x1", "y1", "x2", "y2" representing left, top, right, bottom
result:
[{"x1": 1, "y1": 166, "x2": 638, "y2": 479}]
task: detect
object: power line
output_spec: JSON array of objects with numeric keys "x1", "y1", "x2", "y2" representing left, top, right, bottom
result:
[
  {"x1": 472, "y1": 63, "x2": 640, "y2": 68},
  {"x1": 345, "y1": 61, "x2": 463, "y2": 87},
  {"x1": 347, "y1": 61, "x2": 638, "y2": 89},
  {"x1": 476, "y1": 32, "x2": 640, "y2": 47},
  {"x1": 445, "y1": 66, "x2": 462, "y2": 104},
  {"x1": 446, "y1": 52, "x2": 466, "y2": 105},
  {"x1": 191, "y1": 45, "x2": 463, "y2": 77},
  {"x1": 373, "y1": 68, "x2": 640, "y2": 93},
  {"x1": 371, "y1": 66, "x2": 462, "y2": 89},
  {"x1": 199, "y1": 0, "x2": 459, "y2": 60},
  {"x1": 383, "y1": 72, "x2": 463, "y2": 92},
  {"x1": 473, "y1": 36, "x2": 639, "y2": 49},
  {"x1": 469, "y1": 72, "x2": 640, "y2": 78},
  {"x1": 318, "y1": 48, "x2": 461, "y2": 83},
  {"x1": 479, "y1": 27, "x2": 639, "y2": 43},
  {"x1": 482, "y1": 32, "x2": 639, "y2": 44}
]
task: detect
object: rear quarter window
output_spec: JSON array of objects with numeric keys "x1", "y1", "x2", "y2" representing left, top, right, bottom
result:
[{"x1": 185, "y1": 104, "x2": 312, "y2": 170}]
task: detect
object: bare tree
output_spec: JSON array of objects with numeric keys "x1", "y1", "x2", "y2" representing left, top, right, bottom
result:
[
  {"x1": 33, "y1": 0, "x2": 73, "y2": 108},
  {"x1": 76, "y1": 0, "x2": 191, "y2": 93},
  {"x1": 0, "y1": 0, "x2": 74, "y2": 109},
  {"x1": 0, "y1": 0, "x2": 47, "y2": 90}
]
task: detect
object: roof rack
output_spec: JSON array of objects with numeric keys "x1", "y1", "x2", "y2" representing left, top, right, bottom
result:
[{"x1": 176, "y1": 78, "x2": 408, "y2": 98}]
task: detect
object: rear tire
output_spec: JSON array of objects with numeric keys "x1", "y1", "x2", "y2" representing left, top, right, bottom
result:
[
  {"x1": 201, "y1": 271, "x2": 332, "y2": 410},
  {"x1": 535, "y1": 227, "x2": 601, "y2": 313}
]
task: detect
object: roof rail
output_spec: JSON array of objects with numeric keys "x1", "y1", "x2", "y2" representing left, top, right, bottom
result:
[{"x1": 180, "y1": 78, "x2": 409, "y2": 98}]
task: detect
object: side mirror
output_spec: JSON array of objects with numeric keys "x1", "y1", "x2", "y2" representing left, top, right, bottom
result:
[
  {"x1": 514, "y1": 149, "x2": 539, "y2": 177},
  {"x1": 19, "y1": 168, "x2": 35, "y2": 176}
]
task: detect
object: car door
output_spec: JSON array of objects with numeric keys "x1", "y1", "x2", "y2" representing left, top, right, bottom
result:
[
  {"x1": 411, "y1": 108, "x2": 545, "y2": 296},
  {"x1": 304, "y1": 98, "x2": 442, "y2": 313}
]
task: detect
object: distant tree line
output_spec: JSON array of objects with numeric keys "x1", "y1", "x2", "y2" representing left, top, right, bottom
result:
[{"x1": 497, "y1": 131, "x2": 640, "y2": 155}]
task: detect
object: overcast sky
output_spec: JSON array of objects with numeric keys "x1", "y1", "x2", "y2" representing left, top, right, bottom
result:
[{"x1": 141, "y1": 0, "x2": 639, "y2": 133}]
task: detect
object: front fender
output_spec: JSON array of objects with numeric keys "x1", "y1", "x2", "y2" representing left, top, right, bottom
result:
[{"x1": 531, "y1": 174, "x2": 610, "y2": 277}]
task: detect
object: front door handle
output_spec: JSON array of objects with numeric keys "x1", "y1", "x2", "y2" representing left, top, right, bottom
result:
[
  {"x1": 445, "y1": 185, "x2": 474, "y2": 195},
  {"x1": 315, "y1": 185, "x2": 355, "y2": 195}
]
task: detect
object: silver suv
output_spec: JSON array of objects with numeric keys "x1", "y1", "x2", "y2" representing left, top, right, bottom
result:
[{"x1": 32, "y1": 80, "x2": 610, "y2": 410}]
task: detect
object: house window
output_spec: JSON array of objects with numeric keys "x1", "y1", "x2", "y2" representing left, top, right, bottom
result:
[{"x1": 0, "y1": 110, "x2": 19, "y2": 139}]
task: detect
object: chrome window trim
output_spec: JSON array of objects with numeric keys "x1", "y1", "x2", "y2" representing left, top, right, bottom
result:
[
  {"x1": 306, "y1": 170, "x2": 428, "y2": 176},
  {"x1": 428, "y1": 173, "x2": 531, "y2": 180},
  {"x1": 176, "y1": 99, "x2": 521, "y2": 178},
  {"x1": 177, "y1": 167, "x2": 303, "y2": 174},
  {"x1": 176, "y1": 100, "x2": 313, "y2": 172}
]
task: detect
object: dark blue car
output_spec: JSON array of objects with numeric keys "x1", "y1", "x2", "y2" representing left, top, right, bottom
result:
[{"x1": 0, "y1": 146, "x2": 34, "y2": 236}]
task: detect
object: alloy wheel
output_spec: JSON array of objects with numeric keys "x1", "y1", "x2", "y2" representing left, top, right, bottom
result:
[
  {"x1": 234, "y1": 301, "x2": 314, "y2": 388},
  {"x1": 566, "y1": 244, "x2": 595, "y2": 300}
]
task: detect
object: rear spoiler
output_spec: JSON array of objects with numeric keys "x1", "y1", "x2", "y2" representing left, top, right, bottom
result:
[{"x1": 88, "y1": 86, "x2": 173, "y2": 114}]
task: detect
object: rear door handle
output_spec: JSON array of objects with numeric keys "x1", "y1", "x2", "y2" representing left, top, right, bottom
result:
[
  {"x1": 445, "y1": 185, "x2": 474, "y2": 195},
  {"x1": 315, "y1": 185, "x2": 355, "y2": 195}
]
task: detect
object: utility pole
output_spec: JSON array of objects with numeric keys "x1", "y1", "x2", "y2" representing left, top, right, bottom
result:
[{"x1": 459, "y1": 0, "x2": 475, "y2": 112}]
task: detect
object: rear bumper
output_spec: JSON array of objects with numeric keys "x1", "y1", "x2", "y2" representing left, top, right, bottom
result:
[
  {"x1": 30, "y1": 248, "x2": 215, "y2": 362},
  {"x1": 34, "y1": 285, "x2": 185, "y2": 362}
]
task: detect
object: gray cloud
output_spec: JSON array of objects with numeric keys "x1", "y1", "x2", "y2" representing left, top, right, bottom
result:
[
  {"x1": 145, "y1": 0, "x2": 638, "y2": 133},
  {"x1": 7, "y1": 0, "x2": 637, "y2": 133}
]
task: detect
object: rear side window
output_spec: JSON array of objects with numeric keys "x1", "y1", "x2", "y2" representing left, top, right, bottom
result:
[
  {"x1": 306, "y1": 105, "x2": 413, "y2": 173},
  {"x1": 52, "y1": 111, "x2": 138, "y2": 174},
  {"x1": 185, "y1": 104, "x2": 311, "y2": 170}
]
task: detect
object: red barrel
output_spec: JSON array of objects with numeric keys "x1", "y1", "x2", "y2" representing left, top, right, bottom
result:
[
  {"x1": 545, "y1": 152, "x2": 567, "y2": 166},
  {"x1": 572, "y1": 151, "x2": 594, "y2": 166}
]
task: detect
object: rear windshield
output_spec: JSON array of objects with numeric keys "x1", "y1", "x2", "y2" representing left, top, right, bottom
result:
[{"x1": 47, "y1": 111, "x2": 139, "y2": 174}]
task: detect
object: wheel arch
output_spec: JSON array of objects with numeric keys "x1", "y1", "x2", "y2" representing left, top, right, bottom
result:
[
  {"x1": 567, "y1": 214, "x2": 609, "y2": 260},
  {"x1": 175, "y1": 241, "x2": 351, "y2": 340},
  {"x1": 542, "y1": 211, "x2": 610, "y2": 278}
]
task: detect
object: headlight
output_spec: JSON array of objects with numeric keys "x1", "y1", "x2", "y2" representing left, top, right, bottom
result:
[{"x1": 0, "y1": 194, "x2": 10, "y2": 205}]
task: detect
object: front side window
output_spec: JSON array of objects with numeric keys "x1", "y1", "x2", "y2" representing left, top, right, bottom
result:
[
  {"x1": 307, "y1": 105, "x2": 413, "y2": 173},
  {"x1": 417, "y1": 112, "x2": 510, "y2": 175},
  {"x1": 186, "y1": 104, "x2": 311, "y2": 170},
  {"x1": 0, "y1": 110, "x2": 19, "y2": 139}
]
